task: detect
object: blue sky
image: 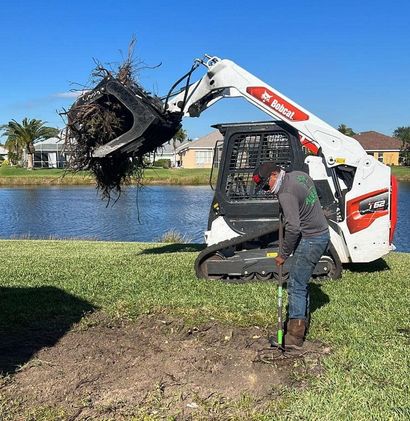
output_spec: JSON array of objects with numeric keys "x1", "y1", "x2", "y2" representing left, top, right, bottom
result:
[{"x1": 0, "y1": 0, "x2": 409, "y2": 139}]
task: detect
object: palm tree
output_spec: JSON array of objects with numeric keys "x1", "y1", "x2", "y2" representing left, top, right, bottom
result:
[
  {"x1": 337, "y1": 124, "x2": 356, "y2": 137},
  {"x1": 393, "y1": 126, "x2": 410, "y2": 165},
  {"x1": 2, "y1": 131, "x2": 21, "y2": 165},
  {"x1": 171, "y1": 128, "x2": 187, "y2": 167},
  {"x1": 0, "y1": 118, "x2": 59, "y2": 169}
]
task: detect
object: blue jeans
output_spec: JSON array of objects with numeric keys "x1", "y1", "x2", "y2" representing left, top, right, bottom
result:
[{"x1": 287, "y1": 231, "x2": 330, "y2": 320}]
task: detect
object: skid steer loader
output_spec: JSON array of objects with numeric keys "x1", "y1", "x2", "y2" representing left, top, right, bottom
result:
[{"x1": 68, "y1": 55, "x2": 398, "y2": 281}]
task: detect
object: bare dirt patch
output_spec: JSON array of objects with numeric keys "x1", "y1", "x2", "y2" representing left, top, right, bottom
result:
[{"x1": 0, "y1": 312, "x2": 330, "y2": 419}]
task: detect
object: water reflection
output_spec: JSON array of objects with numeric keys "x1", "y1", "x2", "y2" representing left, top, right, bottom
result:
[{"x1": 0, "y1": 183, "x2": 409, "y2": 252}]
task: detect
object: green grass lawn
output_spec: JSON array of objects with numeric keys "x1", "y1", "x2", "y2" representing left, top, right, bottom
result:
[
  {"x1": 0, "y1": 167, "x2": 68, "y2": 177},
  {"x1": 142, "y1": 167, "x2": 215, "y2": 185},
  {"x1": 0, "y1": 166, "x2": 215, "y2": 185},
  {"x1": 391, "y1": 165, "x2": 410, "y2": 181},
  {"x1": 0, "y1": 166, "x2": 94, "y2": 185},
  {"x1": 0, "y1": 240, "x2": 408, "y2": 419},
  {"x1": 1, "y1": 164, "x2": 408, "y2": 185}
]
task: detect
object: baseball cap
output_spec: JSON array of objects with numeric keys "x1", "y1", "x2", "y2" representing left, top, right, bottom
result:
[{"x1": 252, "y1": 162, "x2": 282, "y2": 190}]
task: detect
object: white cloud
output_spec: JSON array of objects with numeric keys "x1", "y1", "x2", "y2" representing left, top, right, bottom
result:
[{"x1": 54, "y1": 90, "x2": 88, "y2": 98}]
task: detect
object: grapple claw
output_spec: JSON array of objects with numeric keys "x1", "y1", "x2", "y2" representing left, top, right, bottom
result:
[
  {"x1": 65, "y1": 73, "x2": 182, "y2": 200},
  {"x1": 71, "y1": 77, "x2": 181, "y2": 159}
]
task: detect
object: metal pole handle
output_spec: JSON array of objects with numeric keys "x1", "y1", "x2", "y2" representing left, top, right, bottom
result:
[{"x1": 277, "y1": 208, "x2": 284, "y2": 348}]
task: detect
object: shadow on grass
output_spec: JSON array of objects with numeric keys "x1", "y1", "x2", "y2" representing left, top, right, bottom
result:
[
  {"x1": 345, "y1": 258, "x2": 390, "y2": 273},
  {"x1": 282, "y1": 283, "x2": 329, "y2": 320},
  {"x1": 0, "y1": 286, "x2": 95, "y2": 375},
  {"x1": 138, "y1": 243, "x2": 206, "y2": 255},
  {"x1": 310, "y1": 283, "x2": 330, "y2": 314}
]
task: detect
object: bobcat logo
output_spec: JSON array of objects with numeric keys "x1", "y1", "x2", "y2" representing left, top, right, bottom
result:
[{"x1": 261, "y1": 91, "x2": 272, "y2": 103}]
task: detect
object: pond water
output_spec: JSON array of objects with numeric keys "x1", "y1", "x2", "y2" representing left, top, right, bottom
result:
[
  {"x1": 0, "y1": 186, "x2": 214, "y2": 243},
  {"x1": 392, "y1": 181, "x2": 409, "y2": 252},
  {"x1": 0, "y1": 183, "x2": 409, "y2": 252}
]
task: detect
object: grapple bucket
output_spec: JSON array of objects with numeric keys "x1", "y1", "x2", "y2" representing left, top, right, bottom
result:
[{"x1": 72, "y1": 77, "x2": 181, "y2": 158}]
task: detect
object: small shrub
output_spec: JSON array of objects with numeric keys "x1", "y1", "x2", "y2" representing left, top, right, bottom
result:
[
  {"x1": 153, "y1": 159, "x2": 171, "y2": 169},
  {"x1": 1, "y1": 159, "x2": 9, "y2": 167}
]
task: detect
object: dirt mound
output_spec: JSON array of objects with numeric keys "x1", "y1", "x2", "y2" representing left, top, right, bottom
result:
[{"x1": 0, "y1": 313, "x2": 330, "y2": 419}]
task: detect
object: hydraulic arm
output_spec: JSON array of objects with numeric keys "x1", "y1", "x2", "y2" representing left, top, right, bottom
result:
[
  {"x1": 165, "y1": 56, "x2": 368, "y2": 169},
  {"x1": 164, "y1": 56, "x2": 394, "y2": 264}
]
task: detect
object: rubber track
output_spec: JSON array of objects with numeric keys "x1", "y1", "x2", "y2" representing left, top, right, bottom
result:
[
  {"x1": 194, "y1": 224, "x2": 279, "y2": 279},
  {"x1": 194, "y1": 224, "x2": 342, "y2": 281}
]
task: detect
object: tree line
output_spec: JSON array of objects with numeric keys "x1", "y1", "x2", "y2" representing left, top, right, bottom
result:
[
  {"x1": 0, "y1": 117, "x2": 409, "y2": 170},
  {"x1": 0, "y1": 118, "x2": 188, "y2": 171}
]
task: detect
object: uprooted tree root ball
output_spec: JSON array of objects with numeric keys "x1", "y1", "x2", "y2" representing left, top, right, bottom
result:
[
  {"x1": 63, "y1": 99, "x2": 137, "y2": 201},
  {"x1": 62, "y1": 44, "x2": 181, "y2": 202},
  {"x1": 90, "y1": 154, "x2": 145, "y2": 202}
]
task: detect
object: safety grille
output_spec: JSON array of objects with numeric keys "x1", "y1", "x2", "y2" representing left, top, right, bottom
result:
[{"x1": 225, "y1": 131, "x2": 292, "y2": 202}]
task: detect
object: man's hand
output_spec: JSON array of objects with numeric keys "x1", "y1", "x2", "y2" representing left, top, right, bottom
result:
[{"x1": 274, "y1": 256, "x2": 285, "y2": 266}]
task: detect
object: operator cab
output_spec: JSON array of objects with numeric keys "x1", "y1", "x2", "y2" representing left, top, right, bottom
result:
[{"x1": 208, "y1": 121, "x2": 307, "y2": 237}]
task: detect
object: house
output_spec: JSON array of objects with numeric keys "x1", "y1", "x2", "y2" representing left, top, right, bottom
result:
[
  {"x1": 178, "y1": 131, "x2": 223, "y2": 169},
  {"x1": 353, "y1": 131, "x2": 402, "y2": 165},
  {"x1": 34, "y1": 137, "x2": 67, "y2": 168},
  {"x1": 150, "y1": 141, "x2": 190, "y2": 167},
  {"x1": 0, "y1": 145, "x2": 7, "y2": 161}
]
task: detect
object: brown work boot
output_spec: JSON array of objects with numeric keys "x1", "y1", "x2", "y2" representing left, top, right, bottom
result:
[{"x1": 284, "y1": 319, "x2": 306, "y2": 350}]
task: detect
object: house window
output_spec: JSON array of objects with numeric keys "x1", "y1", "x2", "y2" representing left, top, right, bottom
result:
[
  {"x1": 195, "y1": 150, "x2": 213, "y2": 165},
  {"x1": 378, "y1": 154, "x2": 384, "y2": 163}
]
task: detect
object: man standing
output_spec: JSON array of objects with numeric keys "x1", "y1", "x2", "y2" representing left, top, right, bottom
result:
[{"x1": 252, "y1": 162, "x2": 329, "y2": 349}]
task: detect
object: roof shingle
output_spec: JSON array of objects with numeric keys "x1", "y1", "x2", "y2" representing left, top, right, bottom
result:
[
  {"x1": 352, "y1": 131, "x2": 402, "y2": 151},
  {"x1": 179, "y1": 131, "x2": 223, "y2": 151}
]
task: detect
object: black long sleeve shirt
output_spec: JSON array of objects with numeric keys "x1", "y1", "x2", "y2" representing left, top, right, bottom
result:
[{"x1": 277, "y1": 171, "x2": 329, "y2": 259}]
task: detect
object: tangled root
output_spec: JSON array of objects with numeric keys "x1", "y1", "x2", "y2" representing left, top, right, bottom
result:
[{"x1": 62, "y1": 40, "x2": 180, "y2": 202}]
